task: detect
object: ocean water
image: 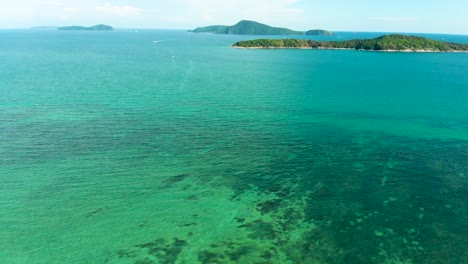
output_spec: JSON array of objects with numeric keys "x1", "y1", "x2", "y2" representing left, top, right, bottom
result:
[{"x1": 0, "y1": 29, "x2": 467, "y2": 264}]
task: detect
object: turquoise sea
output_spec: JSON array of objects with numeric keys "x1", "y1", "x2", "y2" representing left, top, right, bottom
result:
[{"x1": 0, "y1": 30, "x2": 467, "y2": 263}]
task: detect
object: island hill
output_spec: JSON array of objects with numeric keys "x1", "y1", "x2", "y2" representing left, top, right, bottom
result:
[
  {"x1": 190, "y1": 20, "x2": 334, "y2": 36},
  {"x1": 233, "y1": 34, "x2": 468, "y2": 52},
  {"x1": 58, "y1": 24, "x2": 114, "y2": 31}
]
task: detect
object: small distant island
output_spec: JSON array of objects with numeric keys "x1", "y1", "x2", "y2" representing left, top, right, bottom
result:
[
  {"x1": 306, "y1": 30, "x2": 335, "y2": 36},
  {"x1": 233, "y1": 34, "x2": 468, "y2": 52},
  {"x1": 31, "y1": 26, "x2": 58, "y2": 30},
  {"x1": 58, "y1": 24, "x2": 114, "y2": 31},
  {"x1": 190, "y1": 20, "x2": 333, "y2": 36}
]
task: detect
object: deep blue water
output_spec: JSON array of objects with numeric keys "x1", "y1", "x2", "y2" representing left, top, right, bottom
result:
[{"x1": 0, "y1": 29, "x2": 467, "y2": 263}]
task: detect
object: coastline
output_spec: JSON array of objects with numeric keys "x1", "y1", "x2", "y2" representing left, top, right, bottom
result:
[{"x1": 231, "y1": 46, "x2": 468, "y2": 53}]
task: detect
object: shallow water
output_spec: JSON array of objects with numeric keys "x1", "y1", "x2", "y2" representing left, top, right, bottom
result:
[{"x1": 0, "y1": 30, "x2": 467, "y2": 263}]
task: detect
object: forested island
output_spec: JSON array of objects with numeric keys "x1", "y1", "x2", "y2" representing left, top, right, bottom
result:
[
  {"x1": 58, "y1": 24, "x2": 114, "y2": 31},
  {"x1": 190, "y1": 20, "x2": 333, "y2": 36},
  {"x1": 31, "y1": 26, "x2": 58, "y2": 29},
  {"x1": 233, "y1": 34, "x2": 468, "y2": 52},
  {"x1": 306, "y1": 30, "x2": 335, "y2": 36}
]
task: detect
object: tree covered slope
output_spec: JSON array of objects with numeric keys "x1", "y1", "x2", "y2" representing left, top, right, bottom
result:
[
  {"x1": 191, "y1": 20, "x2": 303, "y2": 35},
  {"x1": 233, "y1": 34, "x2": 468, "y2": 51},
  {"x1": 305, "y1": 29, "x2": 335, "y2": 36},
  {"x1": 58, "y1": 24, "x2": 114, "y2": 31}
]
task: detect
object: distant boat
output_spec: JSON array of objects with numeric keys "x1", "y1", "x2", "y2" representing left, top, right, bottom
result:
[{"x1": 153, "y1": 40, "x2": 159, "y2": 43}]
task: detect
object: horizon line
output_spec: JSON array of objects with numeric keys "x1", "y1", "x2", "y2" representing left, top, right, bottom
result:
[{"x1": 1, "y1": 27, "x2": 466, "y2": 36}]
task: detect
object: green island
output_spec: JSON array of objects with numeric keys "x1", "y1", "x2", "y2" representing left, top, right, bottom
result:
[
  {"x1": 31, "y1": 26, "x2": 58, "y2": 29},
  {"x1": 58, "y1": 24, "x2": 114, "y2": 31},
  {"x1": 233, "y1": 34, "x2": 468, "y2": 52},
  {"x1": 190, "y1": 20, "x2": 333, "y2": 36},
  {"x1": 306, "y1": 29, "x2": 335, "y2": 36}
]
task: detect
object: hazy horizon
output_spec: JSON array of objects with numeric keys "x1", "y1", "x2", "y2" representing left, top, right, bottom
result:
[
  {"x1": 1, "y1": 0, "x2": 467, "y2": 35},
  {"x1": 7, "y1": 23, "x2": 468, "y2": 36}
]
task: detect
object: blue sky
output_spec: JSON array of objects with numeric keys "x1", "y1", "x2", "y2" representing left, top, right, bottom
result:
[{"x1": 1, "y1": 0, "x2": 467, "y2": 34}]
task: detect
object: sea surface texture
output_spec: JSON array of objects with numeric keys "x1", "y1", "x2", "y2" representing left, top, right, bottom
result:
[{"x1": 0, "y1": 30, "x2": 467, "y2": 264}]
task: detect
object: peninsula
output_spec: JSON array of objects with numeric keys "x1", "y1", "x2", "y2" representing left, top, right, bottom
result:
[
  {"x1": 58, "y1": 24, "x2": 114, "y2": 31},
  {"x1": 190, "y1": 20, "x2": 333, "y2": 36},
  {"x1": 233, "y1": 34, "x2": 468, "y2": 52}
]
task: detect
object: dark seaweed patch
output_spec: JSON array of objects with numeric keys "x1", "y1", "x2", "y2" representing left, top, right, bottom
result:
[
  {"x1": 211, "y1": 127, "x2": 467, "y2": 263},
  {"x1": 198, "y1": 250, "x2": 221, "y2": 263},
  {"x1": 197, "y1": 239, "x2": 276, "y2": 264},
  {"x1": 162, "y1": 173, "x2": 190, "y2": 187},
  {"x1": 234, "y1": 217, "x2": 245, "y2": 223},
  {"x1": 86, "y1": 207, "x2": 104, "y2": 217},
  {"x1": 134, "y1": 258, "x2": 156, "y2": 264},
  {"x1": 240, "y1": 220, "x2": 277, "y2": 240},
  {"x1": 180, "y1": 222, "x2": 197, "y2": 227},
  {"x1": 120, "y1": 125, "x2": 467, "y2": 263},
  {"x1": 116, "y1": 248, "x2": 138, "y2": 258},
  {"x1": 115, "y1": 237, "x2": 187, "y2": 264},
  {"x1": 256, "y1": 199, "x2": 282, "y2": 215}
]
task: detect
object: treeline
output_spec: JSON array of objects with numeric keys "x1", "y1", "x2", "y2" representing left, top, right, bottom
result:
[
  {"x1": 58, "y1": 24, "x2": 114, "y2": 31},
  {"x1": 233, "y1": 34, "x2": 468, "y2": 51},
  {"x1": 191, "y1": 20, "x2": 303, "y2": 35},
  {"x1": 234, "y1": 39, "x2": 310, "y2": 48}
]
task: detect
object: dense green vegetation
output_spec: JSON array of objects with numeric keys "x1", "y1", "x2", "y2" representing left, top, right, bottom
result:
[
  {"x1": 191, "y1": 20, "x2": 335, "y2": 36},
  {"x1": 191, "y1": 20, "x2": 303, "y2": 35},
  {"x1": 233, "y1": 34, "x2": 468, "y2": 51},
  {"x1": 58, "y1": 24, "x2": 114, "y2": 31},
  {"x1": 190, "y1": 25, "x2": 230, "y2": 34},
  {"x1": 305, "y1": 29, "x2": 335, "y2": 36}
]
